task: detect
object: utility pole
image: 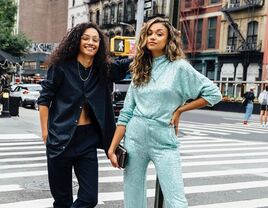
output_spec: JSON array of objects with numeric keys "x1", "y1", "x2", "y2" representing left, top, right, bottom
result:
[{"x1": 135, "y1": 0, "x2": 145, "y2": 39}]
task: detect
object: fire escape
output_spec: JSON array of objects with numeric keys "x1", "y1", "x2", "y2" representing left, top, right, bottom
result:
[
  {"x1": 221, "y1": 0, "x2": 264, "y2": 53},
  {"x1": 180, "y1": 0, "x2": 205, "y2": 58},
  {"x1": 221, "y1": 0, "x2": 264, "y2": 92}
]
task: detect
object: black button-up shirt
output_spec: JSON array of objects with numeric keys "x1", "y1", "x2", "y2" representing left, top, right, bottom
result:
[{"x1": 38, "y1": 59, "x2": 130, "y2": 158}]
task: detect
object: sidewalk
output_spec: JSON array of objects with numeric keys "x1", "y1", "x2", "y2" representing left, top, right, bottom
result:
[{"x1": 0, "y1": 107, "x2": 41, "y2": 135}]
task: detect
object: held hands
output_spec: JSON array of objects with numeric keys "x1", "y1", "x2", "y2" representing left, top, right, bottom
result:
[
  {"x1": 108, "y1": 149, "x2": 120, "y2": 169},
  {"x1": 170, "y1": 108, "x2": 182, "y2": 136}
]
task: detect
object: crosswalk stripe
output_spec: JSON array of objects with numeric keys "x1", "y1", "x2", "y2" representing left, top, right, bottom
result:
[
  {"x1": 0, "y1": 171, "x2": 47, "y2": 179},
  {"x1": 182, "y1": 151, "x2": 268, "y2": 159},
  {"x1": 185, "y1": 180, "x2": 268, "y2": 194},
  {"x1": 0, "y1": 156, "x2": 46, "y2": 163},
  {"x1": 180, "y1": 127, "x2": 229, "y2": 135},
  {"x1": 1, "y1": 132, "x2": 268, "y2": 207},
  {"x1": 2, "y1": 186, "x2": 268, "y2": 208},
  {"x1": 182, "y1": 121, "x2": 268, "y2": 133},
  {"x1": 181, "y1": 146, "x2": 268, "y2": 153},
  {"x1": 181, "y1": 142, "x2": 265, "y2": 148},
  {"x1": 221, "y1": 122, "x2": 268, "y2": 131},
  {"x1": 0, "y1": 146, "x2": 44, "y2": 151},
  {"x1": 0, "y1": 141, "x2": 43, "y2": 146},
  {"x1": 181, "y1": 124, "x2": 249, "y2": 134},
  {"x1": 0, "y1": 185, "x2": 23, "y2": 192},
  {"x1": 2, "y1": 166, "x2": 268, "y2": 180},
  {"x1": 189, "y1": 198, "x2": 268, "y2": 208},
  {"x1": 180, "y1": 131, "x2": 208, "y2": 136},
  {"x1": 0, "y1": 134, "x2": 39, "y2": 140},
  {"x1": 2, "y1": 157, "x2": 268, "y2": 171},
  {"x1": 0, "y1": 151, "x2": 45, "y2": 156}
]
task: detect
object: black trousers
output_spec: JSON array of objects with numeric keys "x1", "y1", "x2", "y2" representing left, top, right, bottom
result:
[{"x1": 47, "y1": 124, "x2": 100, "y2": 208}]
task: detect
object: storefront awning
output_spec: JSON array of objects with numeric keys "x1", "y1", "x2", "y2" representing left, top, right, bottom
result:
[{"x1": 0, "y1": 49, "x2": 20, "y2": 64}]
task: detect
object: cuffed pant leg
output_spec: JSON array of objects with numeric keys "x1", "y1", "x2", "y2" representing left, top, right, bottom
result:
[
  {"x1": 124, "y1": 139, "x2": 150, "y2": 208},
  {"x1": 153, "y1": 148, "x2": 188, "y2": 208},
  {"x1": 47, "y1": 156, "x2": 73, "y2": 208},
  {"x1": 72, "y1": 149, "x2": 98, "y2": 208}
]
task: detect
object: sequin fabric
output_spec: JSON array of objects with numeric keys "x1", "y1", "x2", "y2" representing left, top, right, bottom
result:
[
  {"x1": 117, "y1": 55, "x2": 222, "y2": 126},
  {"x1": 117, "y1": 55, "x2": 222, "y2": 208}
]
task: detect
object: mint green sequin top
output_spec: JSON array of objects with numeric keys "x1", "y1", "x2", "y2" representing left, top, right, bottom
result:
[{"x1": 117, "y1": 55, "x2": 222, "y2": 126}]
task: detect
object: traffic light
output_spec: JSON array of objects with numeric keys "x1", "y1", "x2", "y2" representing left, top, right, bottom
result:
[{"x1": 110, "y1": 36, "x2": 136, "y2": 56}]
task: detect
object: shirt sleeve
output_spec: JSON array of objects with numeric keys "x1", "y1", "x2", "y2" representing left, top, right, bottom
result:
[
  {"x1": 37, "y1": 64, "x2": 63, "y2": 106},
  {"x1": 179, "y1": 60, "x2": 222, "y2": 106},
  {"x1": 116, "y1": 82, "x2": 136, "y2": 126},
  {"x1": 110, "y1": 58, "x2": 132, "y2": 82}
]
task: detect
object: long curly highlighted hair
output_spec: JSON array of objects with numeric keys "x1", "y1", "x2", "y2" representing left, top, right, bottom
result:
[
  {"x1": 130, "y1": 17, "x2": 185, "y2": 87},
  {"x1": 46, "y1": 22, "x2": 109, "y2": 78}
]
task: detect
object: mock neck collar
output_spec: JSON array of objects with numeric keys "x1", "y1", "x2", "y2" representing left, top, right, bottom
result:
[{"x1": 152, "y1": 55, "x2": 166, "y2": 62}]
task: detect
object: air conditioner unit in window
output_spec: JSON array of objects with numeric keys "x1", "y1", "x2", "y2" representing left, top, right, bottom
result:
[{"x1": 225, "y1": 45, "x2": 233, "y2": 53}]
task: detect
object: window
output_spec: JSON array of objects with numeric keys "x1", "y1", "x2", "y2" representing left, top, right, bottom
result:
[
  {"x1": 230, "y1": 0, "x2": 240, "y2": 7},
  {"x1": 181, "y1": 21, "x2": 190, "y2": 50},
  {"x1": 103, "y1": 6, "x2": 109, "y2": 24},
  {"x1": 89, "y1": 11, "x2": 93, "y2": 23},
  {"x1": 196, "y1": 19, "x2": 203, "y2": 49},
  {"x1": 210, "y1": 0, "x2": 219, "y2": 4},
  {"x1": 185, "y1": 0, "x2": 191, "y2": 8},
  {"x1": 96, "y1": 10, "x2": 100, "y2": 25},
  {"x1": 71, "y1": 16, "x2": 75, "y2": 28},
  {"x1": 111, "y1": 4, "x2": 116, "y2": 24},
  {"x1": 227, "y1": 25, "x2": 238, "y2": 51},
  {"x1": 247, "y1": 21, "x2": 258, "y2": 50},
  {"x1": 126, "y1": 2, "x2": 135, "y2": 22},
  {"x1": 72, "y1": 0, "x2": 75, "y2": 7},
  {"x1": 207, "y1": 17, "x2": 217, "y2": 48},
  {"x1": 117, "y1": 2, "x2": 123, "y2": 22}
]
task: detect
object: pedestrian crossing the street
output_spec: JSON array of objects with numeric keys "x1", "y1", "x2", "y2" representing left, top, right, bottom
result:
[{"x1": 1, "y1": 125, "x2": 268, "y2": 208}]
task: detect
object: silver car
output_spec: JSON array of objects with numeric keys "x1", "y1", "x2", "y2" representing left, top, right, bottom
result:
[{"x1": 10, "y1": 84, "x2": 42, "y2": 110}]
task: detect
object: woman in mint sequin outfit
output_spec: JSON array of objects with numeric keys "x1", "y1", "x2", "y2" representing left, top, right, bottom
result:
[{"x1": 108, "y1": 17, "x2": 222, "y2": 208}]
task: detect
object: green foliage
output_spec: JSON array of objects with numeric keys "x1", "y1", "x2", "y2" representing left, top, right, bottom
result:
[{"x1": 0, "y1": 0, "x2": 31, "y2": 57}]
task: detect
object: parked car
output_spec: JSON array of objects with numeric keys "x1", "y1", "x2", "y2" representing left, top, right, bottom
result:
[
  {"x1": 112, "y1": 79, "x2": 131, "y2": 120},
  {"x1": 10, "y1": 84, "x2": 42, "y2": 110}
]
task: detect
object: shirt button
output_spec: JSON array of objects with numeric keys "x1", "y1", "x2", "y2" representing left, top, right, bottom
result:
[
  {"x1": 75, "y1": 120, "x2": 78, "y2": 123},
  {"x1": 80, "y1": 106, "x2": 82, "y2": 109}
]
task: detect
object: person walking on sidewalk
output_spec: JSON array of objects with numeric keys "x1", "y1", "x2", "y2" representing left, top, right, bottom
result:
[
  {"x1": 258, "y1": 85, "x2": 268, "y2": 127},
  {"x1": 243, "y1": 87, "x2": 255, "y2": 125},
  {"x1": 38, "y1": 22, "x2": 130, "y2": 208},
  {"x1": 108, "y1": 17, "x2": 222, "y2": 208}
]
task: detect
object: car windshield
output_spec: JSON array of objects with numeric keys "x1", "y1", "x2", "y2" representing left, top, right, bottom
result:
[{"x1": 26, "y1": 85, "x2": 42, "y2": 91}]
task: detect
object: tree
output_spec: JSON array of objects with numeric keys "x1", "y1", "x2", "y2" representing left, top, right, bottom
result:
[{"x1": 0, "y1": 0, "x2": 31, "y2": 57}]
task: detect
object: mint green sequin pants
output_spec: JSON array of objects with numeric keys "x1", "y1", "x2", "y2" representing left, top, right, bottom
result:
[{"x1": 123, "y1": 116, "x2": 188, "y2": 208}]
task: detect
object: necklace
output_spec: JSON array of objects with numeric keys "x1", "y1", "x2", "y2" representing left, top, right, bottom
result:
[{"x1": 77, "y1": 61, "x2": 92, "y2": 81}]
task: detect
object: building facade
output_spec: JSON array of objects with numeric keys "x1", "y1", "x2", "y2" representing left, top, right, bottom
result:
[
  {"x1": 13, "y1": 0, "x2": 69, "y2": 80},
  {"x1": 219, "y1": 0, "x2": 267, "y2": 96},
  {"x1": 179, "y1": 0, "x2": 222, "y2": 82}
]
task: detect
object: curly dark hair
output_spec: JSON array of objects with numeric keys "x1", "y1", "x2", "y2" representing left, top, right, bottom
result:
[{"x1": 46, "y1": 22, "x2": 109, "y2": 78}]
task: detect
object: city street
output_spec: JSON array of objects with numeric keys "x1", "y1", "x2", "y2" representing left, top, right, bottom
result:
[{"x1": 0, "y1": 107, "x2": 268, "y2": 207}]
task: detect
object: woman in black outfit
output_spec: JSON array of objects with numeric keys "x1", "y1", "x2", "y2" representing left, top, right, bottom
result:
[{"x1": 38, "y1": 22, "x2": 130, "y2": 208}]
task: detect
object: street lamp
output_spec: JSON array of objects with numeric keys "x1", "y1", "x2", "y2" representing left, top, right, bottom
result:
[{"x1": 119, "y1": 22, "x2": 136, "y2": 35}]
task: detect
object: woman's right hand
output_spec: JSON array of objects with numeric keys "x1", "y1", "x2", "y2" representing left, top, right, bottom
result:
[
  {"x1": 42, "y1": 131, "x2": 48, "y2": 144},
  {"x1": 108, "y1": 149, "x2": 120, "y2": 168}
]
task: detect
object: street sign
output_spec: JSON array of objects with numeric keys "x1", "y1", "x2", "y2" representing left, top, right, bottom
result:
[{"x1": 144, "y1": 0, "x2": 152, "y2": 10}]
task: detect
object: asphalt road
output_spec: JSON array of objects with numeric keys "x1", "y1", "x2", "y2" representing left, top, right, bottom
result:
[{"x1": 0, "y1": 107, "x2": 268, "y2": 208}]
